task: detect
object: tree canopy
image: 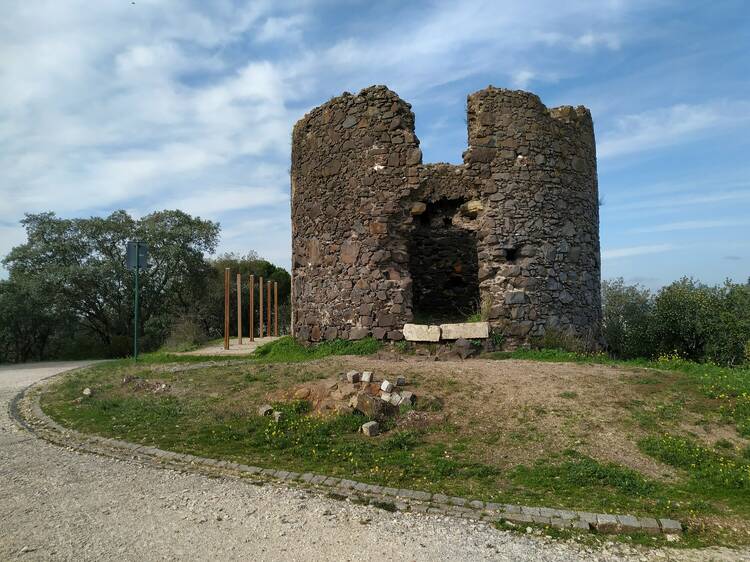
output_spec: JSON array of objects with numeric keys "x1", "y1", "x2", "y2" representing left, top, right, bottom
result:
[{"x1": 0, "y1": 210, "x2": 290, "y2": 362}]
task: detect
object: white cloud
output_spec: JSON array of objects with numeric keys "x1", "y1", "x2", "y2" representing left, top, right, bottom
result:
[
  {"x1": 629, "y1": 219, "x2": 750, "y2": 233},
  {"x1": 602, "y1": 244, "x2": 674, "y2": 260},
  {"x1": 255, "y1": 15, "x2": 307, "y2": 43},
  {"x1": 512, "y1": 70, "x2": 535, "y2": 89},
  {"x1": 606, "y1": 189, "x2": 750, "y2": 213},
  {"x1": 170, "y1": 186, "x2": 288, "y2": 217},
  {"x1": 1, "y1": 0, "x2": 725, "y2": 275},
  {"x1": 598, "y1": 101, "x2": 750, "y2": 159}
]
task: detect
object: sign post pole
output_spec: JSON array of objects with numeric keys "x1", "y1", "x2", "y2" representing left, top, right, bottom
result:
[
  {"x1": 134, "y1": 242, "x2": 140, "y2": 361},
  {"x1": 127, "y1": 241, "x2": 148, "y2": 362}
]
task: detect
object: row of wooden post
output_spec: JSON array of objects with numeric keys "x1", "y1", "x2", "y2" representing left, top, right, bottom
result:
[{"x1": 223, "y1": 268, "x2": 278, "y2": 350}]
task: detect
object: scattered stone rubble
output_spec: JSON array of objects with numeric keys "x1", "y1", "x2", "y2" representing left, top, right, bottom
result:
[{"x1": 261, "y1": 370, "x2": 420, "y2": 437}]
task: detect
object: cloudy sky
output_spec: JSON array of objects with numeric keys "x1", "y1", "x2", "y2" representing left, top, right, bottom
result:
[{"x1": 1, "y1": 0, "x2": 748, "y2": 288}]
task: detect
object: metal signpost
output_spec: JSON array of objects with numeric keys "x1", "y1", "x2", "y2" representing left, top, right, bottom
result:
[{"x1": 126, "y1": 241, "x2": 148, "y2": 361}]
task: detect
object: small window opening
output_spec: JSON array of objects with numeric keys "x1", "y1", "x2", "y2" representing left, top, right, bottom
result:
[{"x1": 505, "y1": 247, "x2": 518, "y2": 263}]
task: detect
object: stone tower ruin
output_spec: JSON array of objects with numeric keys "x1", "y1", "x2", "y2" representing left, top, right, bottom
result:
[{"x1": 291, "y1": 85, "x2": 601, "y2": 346}]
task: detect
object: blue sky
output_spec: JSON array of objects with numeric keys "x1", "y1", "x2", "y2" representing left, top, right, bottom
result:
[{"x1": 1, "y1": 0, "x2": 748, "y2": 288}]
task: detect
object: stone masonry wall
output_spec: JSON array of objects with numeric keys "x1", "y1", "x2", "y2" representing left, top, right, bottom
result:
[{"x1": 291, "y1": 85, "x2": 601, "y2": 346}]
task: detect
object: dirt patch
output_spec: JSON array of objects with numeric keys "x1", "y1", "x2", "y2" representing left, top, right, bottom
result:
[{"x1": 263, "y1": 356, "x2": 709, "y2": 479}]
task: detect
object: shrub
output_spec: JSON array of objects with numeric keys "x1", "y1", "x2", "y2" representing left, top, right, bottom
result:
[
  {"x1": 162, "y1": 314, "x2": 208, "y2": 352},
  {"x1": 601, "y1": 277, "x2": 750, "y2": 366},
  {"x1": 651, "y1": 278, "x2": 718, "y2": 362},
  {"x1": 601, "y1": 278, "x2": 655, "y2": 359}
]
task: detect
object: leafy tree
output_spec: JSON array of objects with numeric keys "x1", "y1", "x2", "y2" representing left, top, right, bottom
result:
[
  {"x1": 0, "y1": 278, "x2": 66, "y2": 362},
  {"x1": 3, "y1": 210, "x2": 219, "y2": 357},
  {"x1": 652, "y1": 278, "x2": 718, "y2": 362},
  {"x1": 601, "y1": 278, "x2": 655, "y2": 359}
]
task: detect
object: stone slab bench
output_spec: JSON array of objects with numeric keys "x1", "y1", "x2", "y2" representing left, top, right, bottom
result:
[{"x1": 403, "y1": 322, "x2": 489, "y2": 342}]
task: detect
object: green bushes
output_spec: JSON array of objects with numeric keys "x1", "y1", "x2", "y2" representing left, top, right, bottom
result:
[{"x1": 602, "y1": 277, "x2": 750, "y2": 366}]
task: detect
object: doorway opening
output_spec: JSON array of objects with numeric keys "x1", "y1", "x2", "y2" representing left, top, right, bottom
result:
[{"x1": 408, "y1": 199, "x2": 480, "y2": 324}]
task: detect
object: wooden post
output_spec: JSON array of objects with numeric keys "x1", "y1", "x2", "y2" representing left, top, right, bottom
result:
[
  {"x1": 223, "y1": 268, "x2": 230, "y2": 350},
  {"x1": 267, "y1": 279, "x2": 271, "y2": 338},
  {"x1": 259, "y1": 277, "x2": 264, "y2": 339},
  {"x1": 248, "y1": 275, "x2": 254, "y2": 342},
  {"x1": 274, "y1": 282, "x2": 279, "y2": 337},
  {"x1": 236, "y1": 273, "x2": 242, "y2": 345}
]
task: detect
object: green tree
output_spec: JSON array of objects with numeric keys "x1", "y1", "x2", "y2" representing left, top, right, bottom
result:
[
  {"x1": 3, "y1": 210, "x2": 219, "y2": 358},
  {"x1": 0, "y1": 278, "x2": 67, "y2": 362},
  {"x1": 601, "y1": 278, "x2": 655, "y2": 359},
  {"x1": 652, "y1": 278, "x2": 718, "y2": 362}
]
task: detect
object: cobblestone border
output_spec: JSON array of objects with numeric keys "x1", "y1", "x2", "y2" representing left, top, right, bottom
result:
[{"x1": 11, "y1": 374, "x2": 683, "y2": 537}]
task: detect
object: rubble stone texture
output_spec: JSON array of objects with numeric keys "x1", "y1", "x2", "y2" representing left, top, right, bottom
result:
[{"x1": 291, "y1": 85, "x2": 601, "y2": 346}]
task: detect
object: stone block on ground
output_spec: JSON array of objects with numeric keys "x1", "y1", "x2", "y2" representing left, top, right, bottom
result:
[
  {"x1": 346, "y1": 370, "x2": 361, "y2": 383},
  {"x1": 258, "y1": 404, "x2": 273, "y2": 416},
  {"x1": 616, "y1": 515, "x2": 641, "y2": 533},
  {"x1": 396, "y1": 375, "x2": 406, "y2": 386},
  {"x1": 637, "y1": 517, "x2": 660, "y2": 535},
  {"x1": 439, "y1": 322, "x2": 489, "y2": 340},
  {"x1": 595, "y1": 514, "x2": 620, "y2": 533},
  {"x1": 399, "y1": 391, "x2": 416, "y2": 405},
  {"x1": 351, "y1": 392, "x2": 398, "y2": 420},
  {"x1": 389, "y1": 393, "x2": 401, "y2": 406},
  {"x1": 272, "y1": 411, "x2": 284, "y2": 422},
  {"x1": 361, "y1": 421, "x2": 380, "y2": 436},
  {"x1": 453, "y1": 338, "x2": 478, "y2": 359},
  {"x1": 361, "y1": 371, "x2": 373, "y2": 383},
  {"x1": 380, "y1": 392, "x2": 392, "y2": 402},
  {"x1": 403, "y1": 323, "x2": 441, "y2": 342},
  {"x1": 659, "y1": 518, "x2": 682, "y2": 534},
  {"x1": 380, "y1": 380, "x2": 394, "y2": 393}
]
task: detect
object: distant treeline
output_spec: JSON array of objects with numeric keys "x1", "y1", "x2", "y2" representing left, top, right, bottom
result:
[
  {"x1": 0, "y1": 210, "x2": 290, "y2": 363},
  {"x1": 602, "y1": 277, "x2": 750, "y2": 366},
  {"x1": 1, "y1": 211, "x2": 747, "y2": 366}
]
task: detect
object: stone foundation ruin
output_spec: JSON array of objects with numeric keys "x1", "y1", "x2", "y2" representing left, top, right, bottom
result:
[{"x1": 291, "y1": 85, "x2": 601, "y2": 346}]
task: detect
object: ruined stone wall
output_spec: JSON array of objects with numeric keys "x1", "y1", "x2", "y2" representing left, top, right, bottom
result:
[{"x1": 291, "y1": 85, "x2": 601, "y2": 346}]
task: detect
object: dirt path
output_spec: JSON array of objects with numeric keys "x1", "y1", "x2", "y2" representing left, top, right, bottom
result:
[
  {"x1": 1, "y1": 362, "x2": 747, "y2": 561},
  {"x1": 176, "y1": 336, "x2": 279, "y2": 356}
]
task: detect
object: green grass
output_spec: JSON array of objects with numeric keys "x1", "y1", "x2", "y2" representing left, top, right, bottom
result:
[
  {"x1": 253, "y1": 336, "x2": 382, "y2": 361},
  {"x1": 38, "y1": 345, "x2": 750, "y2": 547},
  {"x1": 640, "y1": 434, "x2": 750, "y2": 493}
]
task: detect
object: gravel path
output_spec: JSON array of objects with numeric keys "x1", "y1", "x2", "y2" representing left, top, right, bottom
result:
[{"x1": 1, "y1": 362, "x2": 747, "y2": 561}]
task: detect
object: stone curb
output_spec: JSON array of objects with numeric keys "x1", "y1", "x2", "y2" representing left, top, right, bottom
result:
[{"x1": 13, "y1": 376, "x2": 683, "y2": 537}]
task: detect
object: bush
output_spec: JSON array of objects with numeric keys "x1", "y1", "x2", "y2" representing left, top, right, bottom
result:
[
  {"x1": 601, "y1": 279, "x2": 655, "y2": 359},
  {"x1": 162, "y1": 315, "x2": 208, "y2": 352},
  {"x1": 602, "y1": 277, "x2": 750, "y2": 366},
  {"x1": 651, "y1": 279, "x2": 718, "y2": 362}
]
